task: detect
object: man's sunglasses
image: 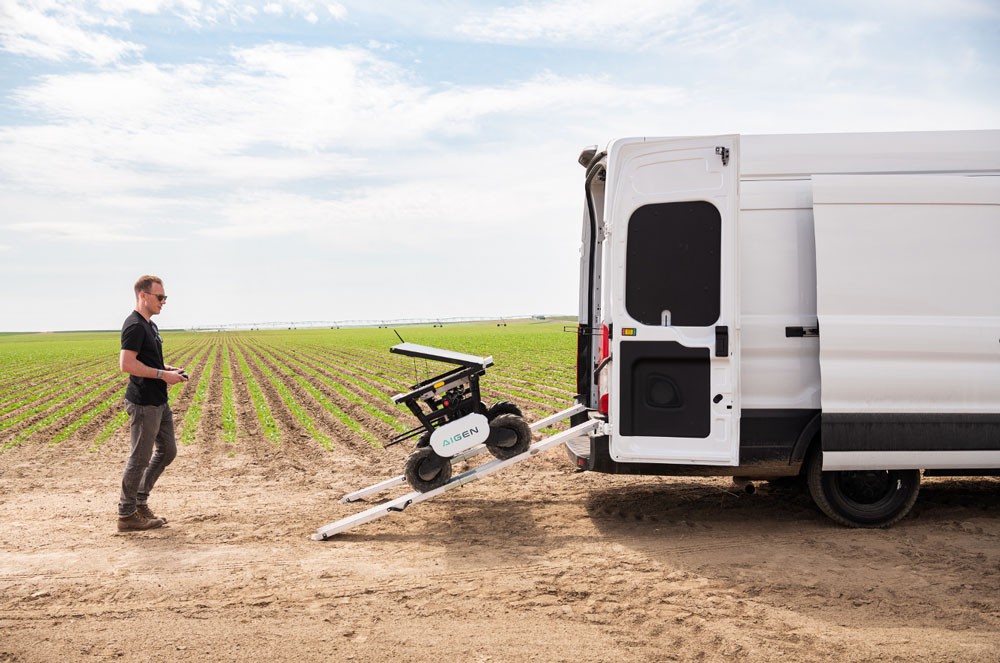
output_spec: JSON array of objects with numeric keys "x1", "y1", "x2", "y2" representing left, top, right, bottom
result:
[{"x1": 144, "y1": 292, "x2": 168, "y2": 302}]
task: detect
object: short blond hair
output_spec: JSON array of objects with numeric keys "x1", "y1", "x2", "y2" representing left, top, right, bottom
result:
[{"x1": 134, "y1": 275, "x2": 163, "y2": 296}]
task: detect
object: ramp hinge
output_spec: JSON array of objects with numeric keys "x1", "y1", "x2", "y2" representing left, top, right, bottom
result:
[{"x1": 715, "y1": 146, "x2": 730, "y2": 166}]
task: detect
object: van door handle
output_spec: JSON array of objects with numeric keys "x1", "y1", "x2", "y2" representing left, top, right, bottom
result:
[{"x1": 785, "y1": 325, "x2": 819, "y2": 338}]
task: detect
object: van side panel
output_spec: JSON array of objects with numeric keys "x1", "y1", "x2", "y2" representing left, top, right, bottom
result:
[
  {"x1": 813, "y1": 174, "x2": 1000, "y2": 470},
  {"x1": 739, "y1": 179, "x2": 821, "y2": 411}
]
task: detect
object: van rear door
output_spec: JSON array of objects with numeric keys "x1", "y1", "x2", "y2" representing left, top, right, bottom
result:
[
  {"x1": 606, "y1": 136, "x2": 740, "y2": 465},
  {"x1": 577, "y1": 151, "x2": 607, "y2": 408}
]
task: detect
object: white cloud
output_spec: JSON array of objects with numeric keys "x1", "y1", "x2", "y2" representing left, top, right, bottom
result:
[
  {"x1": 0, "y1": 0, "x2": 144, "y2": 63},
  {"x1": 456, "y1": 0, "x2": 703, "y2": 44},
  {"x1": 4, "y1": 220, "x2": 165, "y2": 242},
  {"x1": 1, "y1": 43, "x2": 689, "y2": 191},
  {"x1": 0, "y1": 0, "x2": 349, "y2": 65},
  {"x1": 326, "y1": 2, "x2": 346, "y2": 20},
  {"x1": 4, "y1": 29, "x2": 998, "y2": 253},
  {"x1": 845, "y1": 0, "x2": 1000, "y2": 18}
]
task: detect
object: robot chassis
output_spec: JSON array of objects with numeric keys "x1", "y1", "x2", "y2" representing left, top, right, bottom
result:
[{"x1": 385, "y1": 342, "x2": 531, "y2": 493}]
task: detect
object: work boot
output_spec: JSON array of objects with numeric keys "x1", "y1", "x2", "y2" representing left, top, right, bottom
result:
[
  {"x1": 117, "y1": 511, "x2": 165, "y2": 532},
  {"x1": 136, "y1": 504, "x2": 166, "y2": 524}
]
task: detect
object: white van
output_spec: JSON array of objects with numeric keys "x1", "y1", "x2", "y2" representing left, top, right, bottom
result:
[{"x1": 569, "y1": 130, "x2": 1000, "y2": 527}]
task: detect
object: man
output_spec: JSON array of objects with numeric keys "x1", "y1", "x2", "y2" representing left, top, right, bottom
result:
[{"x1": 117, "y1": 275, "x2": 187, "y2": 531}]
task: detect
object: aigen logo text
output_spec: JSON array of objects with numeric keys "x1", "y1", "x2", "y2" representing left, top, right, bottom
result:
[{"x1": 441, "y1": 427, "x2": 480, "y2": 447}]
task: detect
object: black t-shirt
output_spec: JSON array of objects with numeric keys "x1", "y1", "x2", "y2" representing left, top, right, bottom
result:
[{"x1": 121, "y1": 310, "x2": 168, "y2": 405}]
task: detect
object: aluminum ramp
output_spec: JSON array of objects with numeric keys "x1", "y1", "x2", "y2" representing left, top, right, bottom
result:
[{"x1": 312, "y1": 404, "x2": 595, "y2": 540}]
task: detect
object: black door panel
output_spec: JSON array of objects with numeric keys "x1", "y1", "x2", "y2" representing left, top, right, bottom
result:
[{"x1": 619, "y1": 341, "x2": 711, "y2": 438}]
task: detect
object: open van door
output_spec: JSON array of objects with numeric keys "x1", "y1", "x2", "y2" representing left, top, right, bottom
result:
[{"x1": 606, "y1": 136, "x2": 740, "y2": 465}]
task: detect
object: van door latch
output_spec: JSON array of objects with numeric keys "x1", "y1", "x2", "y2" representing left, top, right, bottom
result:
[
  {"x1": 715, "y1": 146, "x2": 730, "y2": 166},
  {"x1": 715, "y1": 326, "x2": 729, "y2": 357}
]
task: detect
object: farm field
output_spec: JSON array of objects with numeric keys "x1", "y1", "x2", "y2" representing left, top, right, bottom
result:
[
  {"x1": 0, "y1": 322, "x2": 577, "y2": 454},
  {"x1": 1, "y1": 322, "x2": 998, "y2": 662}
]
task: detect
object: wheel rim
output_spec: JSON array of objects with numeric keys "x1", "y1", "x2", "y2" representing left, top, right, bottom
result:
[
  {"x1": 491, "y1": 427, "x2": 518, "y2": 449},
  {"x1": 417, "y1": 456, "x2": 443, "y2": 481},
  {"x1": 833, "y1": 470, "x2": 898, "y2": 506}
]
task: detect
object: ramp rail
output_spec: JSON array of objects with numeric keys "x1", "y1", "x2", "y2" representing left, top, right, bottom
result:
[{"x1": 312, "y1": 404, "x2": 594, "y2": 540}]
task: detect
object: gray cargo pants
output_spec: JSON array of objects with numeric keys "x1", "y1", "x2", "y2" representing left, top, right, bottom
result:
[{"x1": 118, "y1": 400, "x2": 177, "y2": 517}]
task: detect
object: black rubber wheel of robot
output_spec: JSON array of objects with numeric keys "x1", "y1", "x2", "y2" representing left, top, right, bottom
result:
[
  {"x1": 404, "y1": 447, "x2": 453, "y2": 493},
  {"x1": 485, "y1": 413, "x2": 531, "y2": 460},
  {"x1": 806, "y1": 449, "x2": 920, "y2": 528},
  {"x1": 487, "y1": 400, "x2": 523, "y2": 421}
]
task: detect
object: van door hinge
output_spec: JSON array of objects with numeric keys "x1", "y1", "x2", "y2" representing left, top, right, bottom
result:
[{"x1": 715, "y1": 146, "x2": 730, "y2": 166}]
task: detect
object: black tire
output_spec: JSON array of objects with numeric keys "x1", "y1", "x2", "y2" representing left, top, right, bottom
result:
[
  {"x1": 485, "y1": 413, "x2": 531, "y2": 460},
  {"x1": 487, "y1": 401, "x2": 523, "y2": 421},
  {"x1": 404, "y1": 447, "x2": 452, "y2": 493},
  {"x1": 807, "y1": 450, "x2": 920, "y2": 528}
]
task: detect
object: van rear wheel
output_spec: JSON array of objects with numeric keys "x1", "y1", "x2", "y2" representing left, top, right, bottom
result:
[{"x1": 807, "y1": 450, "x2": 920, "y2": 528}]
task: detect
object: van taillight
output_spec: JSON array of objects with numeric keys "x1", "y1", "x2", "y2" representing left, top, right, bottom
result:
[{"x1": 597, "y1": 323, "x2": 610, "y2": 414}]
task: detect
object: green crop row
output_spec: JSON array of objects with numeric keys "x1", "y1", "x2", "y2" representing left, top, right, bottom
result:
[
  {"x1": 48, "y1": 386, "x2": 126, "y2": 448},
  {"x1": 243, "y1": 345, "x2": 333, "y2": 450},
  {"x1": 231, "y1": 343, "x2": 281, "y2": 444},
  {"x1": 1, "y1": 322, "x2": 578, "y2": 450},
  {"x1": 2, "y1": 378, "x2": 124, "y2": 451},
  {"x1": 261, "y1": 343, "x2": 407, "y2": 433},
  {"x1": 220, "y1": 341, "x2": 237, "y2": 444},
  {"x1": 253, "y1": 344, "x2": 384, "y2": 447},
  {"x1": 180, "y1": 344, "x2": 218, "y2": 446},
  {"x1": 0, "y1": 365, "x2": 120, "y2": 432}
]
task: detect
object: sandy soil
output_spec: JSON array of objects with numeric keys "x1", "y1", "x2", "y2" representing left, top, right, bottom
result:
[{"x1": 1, "y1": 412, "x2": 998, "y2": 663}]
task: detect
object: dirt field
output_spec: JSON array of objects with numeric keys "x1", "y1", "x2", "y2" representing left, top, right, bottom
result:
[{"x1": 1, "y1": 414, "x2": 998, "y2": 663}]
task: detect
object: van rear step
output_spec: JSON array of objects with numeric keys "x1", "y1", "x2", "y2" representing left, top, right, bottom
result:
[{"x1": 564, "y1": 435, "x2": 591, "y2": 467}]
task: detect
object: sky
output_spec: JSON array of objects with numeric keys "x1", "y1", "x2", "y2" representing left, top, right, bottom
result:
[{"x1": 1, "y1": 1, "x2": 998, "y2": 332}]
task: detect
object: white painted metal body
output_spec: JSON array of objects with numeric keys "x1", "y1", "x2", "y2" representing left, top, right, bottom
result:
[{"x1": 594, "y1": 130, "x2": 1000, "y2": 471}]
